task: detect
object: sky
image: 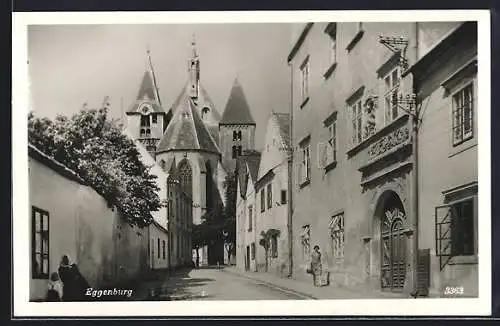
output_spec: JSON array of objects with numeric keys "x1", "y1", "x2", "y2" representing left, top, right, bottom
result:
[{"x1": 28, "y1": 24, "x2": 293, "y2": 149}]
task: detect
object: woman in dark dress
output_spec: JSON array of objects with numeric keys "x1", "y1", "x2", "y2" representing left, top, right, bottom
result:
[{"x1": 58, "y1": 255, "x2": 90, "y2": 301}]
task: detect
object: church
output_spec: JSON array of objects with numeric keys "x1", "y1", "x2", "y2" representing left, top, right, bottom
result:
[{"x1": 124, "y1": 39, "x2": 256, "y2": 266}]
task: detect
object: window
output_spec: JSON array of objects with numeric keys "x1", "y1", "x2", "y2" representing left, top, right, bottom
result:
[
  {"x1": 451, "y1": 199, "x2": 475, "y2": 256},
  {"x1": 452, "y1": 84, "x2": 474, "y2": 145},
  {"x1": 300, "y1": 57, "x2": 310, "y2": 105},
  {"x1": 162, "y1": 240, "x2": 166, "y2": 259},
  {"x1": 232, "y1": 130, "x2": 242, "y2": 141},
  {"x1": 140, "y1": 115, "x2": 151, "y2": 127},
  {"x1": 299, "y1": 139, "x2": 311, "y2": 185},
  {"x1": 281, "y1": 190, "x2": 287, "y2": 205},
  {"x1": 157, "y1": 238, "x2": 160, "y2": 259},
  {"x1": 267, "y1": 183, "x2": 273, "y2": 209},
  {"x1": 329, "y1": 212, "x2": 345, "y2": 261},
  {"x1": 232, "y1": 145, "x2": 242, "y2": 159},
  {"x1": 326, "y1": 118, "x2": 337, "y2": 163},
  {"x1": 352, "y1": 99, "x2": 363, "y2": 145},
  {"x1": 271, "y1": 235, "x2": 278, "y2": 258},
  {"x1": 251, "y1": 243, "x2": 256, "y2": 260},
  {"x1": 152, "y1": 114, "x2": 158, "y2": 124},
  {"x1": 201, "y1": 107, "x2": 210, "y2": 120},
  {"x1": 325, "y1": 23, "x2": 337, "y2": 65},
  {"x1": 32, "y1": 206, "x2": 49, "y2": 279},
  {"x1": 248, "y1": 205, "x2": 253, "y2": 231},
  {"x1": 384, "y1": 67, "x2": 401, "y2": 124},
  {"x1": 260, "y1": 188, "x2": 265, "y2": 213}
]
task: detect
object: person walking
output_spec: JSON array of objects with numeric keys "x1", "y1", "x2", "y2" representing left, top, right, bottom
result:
[{"x1": 310, "y1": 245, "x2": 322, "y2": 287}]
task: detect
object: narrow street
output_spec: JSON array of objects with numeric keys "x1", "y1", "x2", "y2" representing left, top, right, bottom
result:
[{"x1": 136, "y1": 267, "x2": 310, "y2": 301}]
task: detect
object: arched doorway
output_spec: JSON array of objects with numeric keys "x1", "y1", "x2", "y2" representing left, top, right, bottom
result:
[{"x1": 377, "y1": 191, "x2": 407, "y2": 292}]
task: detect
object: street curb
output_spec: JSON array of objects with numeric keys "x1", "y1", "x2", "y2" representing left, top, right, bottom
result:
[{"x1": 221, "y1": 268, "x2": 318, "y2": 300}]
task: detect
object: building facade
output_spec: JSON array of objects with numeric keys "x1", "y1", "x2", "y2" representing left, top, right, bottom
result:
[
  {"x1": 406, "y1": 22, "x2": 478, "y2": 297},
  {"x1": 235, "y1": 151, "x2": 261, "y2": 272},
  {"x1": 287, "y1": 21, "x2": 473, "y2": 297},
  {"x1": 254, "y1": 113, "x2": 291, "y2": 277},
  {"x1": 29, "y1": 144, "x2": 149, "y2": 301}
]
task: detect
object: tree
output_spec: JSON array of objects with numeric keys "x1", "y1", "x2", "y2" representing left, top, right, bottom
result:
[
  {"x1": 28, "y1": 108, "x2": 162, "y2": 228},
  {"x1": 222, "y1": 173, "x2": 237, "y2": 263}
]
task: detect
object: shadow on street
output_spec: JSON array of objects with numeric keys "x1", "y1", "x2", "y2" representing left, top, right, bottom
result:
[{"x1": 144, "y1": 266, "x2": 221, "y2": 301}]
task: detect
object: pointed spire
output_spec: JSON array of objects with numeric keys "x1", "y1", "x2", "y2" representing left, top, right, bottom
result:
[
  {"x1": 101, "y1": 96, "x2": 110, "y2": 110},
  {"x1": 191, "y1": 33, "x2": 198, "y2": 58},
  {"x1": 220, "y1": 77, "x2": 256, "y2": 126},
  {"x1": 146, "y1": 46, "x2": 162, "y2": 106}
]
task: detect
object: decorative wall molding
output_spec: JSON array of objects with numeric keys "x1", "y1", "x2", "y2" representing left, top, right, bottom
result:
[{"x1": 368, "y1": 126, "x2": 410, "y2": 159}]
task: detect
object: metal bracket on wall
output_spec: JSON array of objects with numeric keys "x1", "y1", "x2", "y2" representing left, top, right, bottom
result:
[{"x1": 378, "y1": 36, "x2": 410, "y2": 70}]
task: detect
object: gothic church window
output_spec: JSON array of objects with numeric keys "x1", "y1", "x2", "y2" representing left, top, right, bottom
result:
[
  {"x1": 233, "y1": 130, "x2": 242, "y2": 141},
  {"x1": 178, "y1": 160, "x2": 193, "y2": 197}
]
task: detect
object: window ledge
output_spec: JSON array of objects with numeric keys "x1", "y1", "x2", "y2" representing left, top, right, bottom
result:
[
  {"x1": 449, "y1": 141, "x2": 477, "y2": 158},
  {"x1": 448, "y1": 255, "x2": 478, "y2": 265},
  {"x1": 323, "y1": 62, "x2": 338, "y2": 80},
  {"x1": 299, "y1": 179, "x2": 311, "y2": 189},
  {"x1": 346, "y1": 29, "x2": 364, "y2": 52},
  {"x1": 300, "y1": 97, "x2": 310, "y2": 109},
  {"x1": 324, "y1": 161, "x2": 338, "y2": 173}
]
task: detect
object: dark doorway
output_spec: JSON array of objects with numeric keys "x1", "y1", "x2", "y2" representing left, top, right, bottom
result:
[{"x1": 245, "y1": 246, "x2": 250, "y2": 271}]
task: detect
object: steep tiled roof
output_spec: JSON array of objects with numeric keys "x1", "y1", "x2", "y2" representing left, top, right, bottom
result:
[
  {"x1": 168, "y1": 83, "x2": 221, "y2": 124},
  {"x1": 219, "y1": 78, "x2": 256, "y2": 126},
  {"x1": 235, "y1": 151, "x2": 261, "y2": 197},
  {"x1": 244, "y1": 151, "x2": 261, "y2": 184},
  {"x1": 127, "y1": 69, "x2": 165, "y2": 114},
  {"x1": 156, "y1": 97, "x2": 220, "y2": 154},
  {"x1": 272, "y1": 112, "x2": 290, "y2": 149}
]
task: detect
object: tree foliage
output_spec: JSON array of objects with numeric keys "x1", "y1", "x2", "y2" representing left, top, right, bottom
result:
[
  {"x1": 222, "y1": 172, "x2": 237, "y2": 256},
  {"x1": 28, "y1": 108, "x2": 162, "y2": 228}
]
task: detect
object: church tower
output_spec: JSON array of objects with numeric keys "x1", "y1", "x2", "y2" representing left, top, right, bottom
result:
[
  {"x1": 219, "y1": 78, "x2": 256, "y2": 174},
  {"x1": 188, "y1": 35, "x2": 200, "y2": 100},
  {"x1": 125, "y1": 48, "x2": 167, "y2": 159}
]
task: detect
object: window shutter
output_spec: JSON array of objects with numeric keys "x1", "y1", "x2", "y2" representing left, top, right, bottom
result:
[
  {"x1": 416, "y1": 249, "x2": 431, "y2": 297},
  {"x1": 317, "y1": 142, "x2": 327, "y2": 169}
]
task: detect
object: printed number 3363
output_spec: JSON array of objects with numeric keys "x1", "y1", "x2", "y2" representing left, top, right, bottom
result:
[{"x1": 444, "y1": 286, "x2": 464, "y2": 295}]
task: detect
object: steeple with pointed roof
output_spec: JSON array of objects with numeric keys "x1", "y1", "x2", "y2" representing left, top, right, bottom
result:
[
  {"x1": 219, "y1": 78, "x2": 256, "y2": 126},
  {"x1": 125, "y1": 48, "x2": 168, "y2": 157},
  {"x1": 218, "y1": 78, "x2": 256, "y2": 174}
]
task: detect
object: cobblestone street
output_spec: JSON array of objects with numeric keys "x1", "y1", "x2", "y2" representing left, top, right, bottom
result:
[{"x1": 127, "y1": 266, "x2": 310, "y2": 301}]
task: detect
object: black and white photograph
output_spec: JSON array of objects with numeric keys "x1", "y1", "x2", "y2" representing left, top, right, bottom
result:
[{"x1": 12, "y1": 10, "x2": 491, "y2": 317}]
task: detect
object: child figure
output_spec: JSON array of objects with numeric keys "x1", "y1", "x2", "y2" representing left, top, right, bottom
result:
[{"x1": 46, "y1": 272, "x2": 63, "y2": 302}]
